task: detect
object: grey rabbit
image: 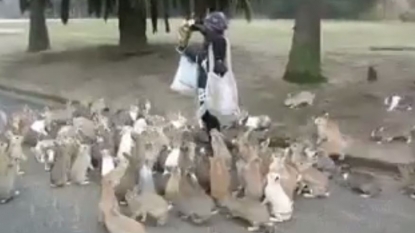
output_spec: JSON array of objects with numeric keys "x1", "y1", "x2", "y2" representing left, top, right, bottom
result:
[
  {"x1": 70, "y1": 144, "x2": 93, "y2": 185},
  {"x1": 336, "y1": 166, "x2": 381, "y2": 198},
  {"x1": 50, "y1": 140, "x2": 72, "y2": 188}
]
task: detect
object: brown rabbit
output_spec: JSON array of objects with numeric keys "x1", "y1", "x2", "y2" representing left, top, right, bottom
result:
[
  {"x1": 0, "y1": 141, "x2": 19, "y2": 204},
  {"x1": 193, "y1": 147, "x2": 211, "y2": 192},
  {"x1": 164, "y1": 167, "x2": 181, "y2": 201},
  {"x1": 168, "y1": 169, "x2": 216, "y2": 224},
  {"x1": 5, "y1": 131, "x2": 27, "y2": 175},
  {"x1": 288, "y1": 143, "x2": 330, "y2": 198},
  {"x1": 210, "y1": 129, "x2": 232, "y2": 167},
  {"x1": 314, "y1": 113, "x2": 348, "y2": 160},
  {"x1": 125, "y1": 187, "x2": 170, "y2": 226},
  {"x1": 98, "y1": 176, "x2": 120, "y2": 225},
  {"x1": 222, "y1": 196, "x2": 273, "y2": 232},
  {"x1": 296, "y1": 164, "x2": 330, "y2": 198},
  {"x1": 103, "y1": 206, "x2": 147, "y2": 233},
  {"x1": 209, "y1": 155, "x2": 231, "y2": 202},
  {"x1": 241, "y1": 157, "x2": 264, "y2": 201}
]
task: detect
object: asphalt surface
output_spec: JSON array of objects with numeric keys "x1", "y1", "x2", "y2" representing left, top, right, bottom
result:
[{"x1": 0, "y1": 93, "x2": 414, "y2": 233}]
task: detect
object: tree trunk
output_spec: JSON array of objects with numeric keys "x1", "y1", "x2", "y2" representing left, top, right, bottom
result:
[
  {"x1": 283, "y1": 0, "x2": 326, "y2": 84},
  {"x1": 118, "y1": 0, "x2": 147, "y2": 54},
  {"x1": 28, "y1": 0, "x2": 50, "y2": 52}
]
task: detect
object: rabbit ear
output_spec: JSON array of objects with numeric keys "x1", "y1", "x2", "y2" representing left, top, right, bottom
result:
[
  {"x1": 132, "y1": 185, "x2": 140, "y2": 194},
  {"x1": 261, "y1": 138, "x2": 271, "y2": 149}
]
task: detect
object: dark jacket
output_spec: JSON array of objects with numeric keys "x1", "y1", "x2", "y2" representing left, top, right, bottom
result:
[{"x1": 181, "y1": 21, "x2": 228, "y2": 77}]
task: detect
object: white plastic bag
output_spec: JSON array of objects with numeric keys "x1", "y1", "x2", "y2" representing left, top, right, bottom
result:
[
  {"x1": 205, "y1": 38, "x2": 240, "y2": 117},
  {"x1": 170, "y1": 55, "x2": 198, "y2": 96}
]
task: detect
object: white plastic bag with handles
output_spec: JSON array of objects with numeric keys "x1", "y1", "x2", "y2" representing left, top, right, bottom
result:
[
  {"x1": 205, "y1": 38, "x2": 240, "y2": 117},
  {"x1": 170, "y1": 55, "x2": 198, "y2": 96}
]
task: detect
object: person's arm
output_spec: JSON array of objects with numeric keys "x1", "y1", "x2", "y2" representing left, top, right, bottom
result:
[{"x1": 210, "y1": 36, "x2": 228, "y2": 76}]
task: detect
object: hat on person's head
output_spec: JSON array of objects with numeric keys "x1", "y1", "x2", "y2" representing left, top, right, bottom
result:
[{"x1": 204, "y1": 11, "x2": 228, "y2": 33}]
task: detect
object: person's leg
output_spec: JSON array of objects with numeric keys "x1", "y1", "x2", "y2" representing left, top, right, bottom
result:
[{"x1": 197, "y1": 61, "x2": 221, "y2": 141}]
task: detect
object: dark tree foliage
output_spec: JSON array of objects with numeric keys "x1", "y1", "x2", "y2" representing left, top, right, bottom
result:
[{"x1": 55, "y1": 0, "x2": 253, "y2": 32}]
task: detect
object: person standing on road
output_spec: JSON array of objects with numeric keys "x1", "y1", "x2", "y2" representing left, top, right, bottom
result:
[{"x1": 177, "y1": 12, "x2": 231, "y2": 137}]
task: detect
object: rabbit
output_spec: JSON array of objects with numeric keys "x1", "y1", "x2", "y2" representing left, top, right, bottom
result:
[
  {"x1": 6, "y1": 131, "x2": 27, "y2": 175},
  {"x1": 336, "y1": 167, "x2": 381, "y2": 198},
  {"x1": 210, "y1": 129, "x2": 233, "y2": 167},
  {"x1": 114, "y1": 155, "x2": 140, "y2": 204},
  {"x1": 70, "y1": 144, "x2": 93, "y2": 185},
  {"x1": 193, "y1": 148, "x2": 211, "y2": 193},
  {"x1": 70, "y1": 100, "x2": 91, "y2": 118},
  {"x1": 50, "y1": 140, "x2": 72, "y2": 188},
  {"x1": 44, "y1": 147, "x2": 56, "y2": 172},
  {"x1": 289, "y1": 145, "x2": 330, "y2": 198},
  {"x1": 284, "y1": 91, "x2": 315, "y2": 108},
  {"x1": 27, "y1": 119, "x2": 48, "y2": 146},
  {"x1": 42, "y1": 103, "x2": 74, "y2": 126},
  {"x1": 31, "y1": 139, "x2": 55, "y2": 164},
  {"x1": 125, "y1": 186, "x2": 170, "y2": 226},
  {"x1": 101, "y1": 149, "x2": 115, "y2": 177},
  {"x1": 164, "y1": 167, "x2": 181, "y2": 201},
  {"x1": 244, "y1": 115, "x2": 272, "y2": 130},
  {"x1": 297, "y1": 167, "x2": 330, "y2": 198},
  {"x1": 98, "y1": 175, "x2": 120, "y2": 225},
  {"x1": 73, "y1": 117, "x2": 96, "y2": 141},
  {"x1": 133, "y1": 118, "x2": 148, "y2": 135},
  {"x1": 178, "y1": 140, "x2": 196, "y2": 172},
  {"x1": 314, "y1": 113, "x2": 348, "y2": 160},
  {"x1": 168, "y1": 168, "x2": 216, "y2": 224},
  {"x1": 209, "y1": 154, "x2": 231, "y2": 202},
  {"x1": 240, "y1": 157, "x2": 264, "y2": 201},
  {"x1": 89, "y1": 98, "x2": 108, "y2": 116},
  {"x1": 268, "y1": 151, "x2": 301, "y2": 201},
  {"x1": 138, "y1": 163, "x2": 156, "y2": 193},
  {"x1": 221, "y1": 196, "x2": 274, "y2": 232},
  {"x1": 370, "y1": 124, "x2": 414, "y2": 144},
  {"x1": 55, "y1": 125, "x2": 77, "y2": 141},
  {"x1": 103, "y1": 206, "x2": 147, "y2": 233},
  {"x1": 263, "y1": 172, "x2": 293, "y2": 222},
  {"x1": 116, "y1": 126, "x2": 134, "y2": 162},
  {"x1": 153, "y1": 171, "x2": 170, "y2": 196},
  {"x1": 0, "y1": 141, "x2": 19, "y2": 204},
  {"x1": 104, "y1": 156, "x2": 130, "y2": 188},
  {"x1": 164, "y1": 147, "x2": 181, "y2": 174}
]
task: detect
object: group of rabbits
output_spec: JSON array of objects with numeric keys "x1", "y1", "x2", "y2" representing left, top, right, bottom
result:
[{"x1": 2, "y1": 97, "x2": 412, "y2": 233}]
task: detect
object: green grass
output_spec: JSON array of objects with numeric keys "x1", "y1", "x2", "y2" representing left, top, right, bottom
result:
[{"x1": 2, "y1": 19, "x2": 415, "y2": 56}]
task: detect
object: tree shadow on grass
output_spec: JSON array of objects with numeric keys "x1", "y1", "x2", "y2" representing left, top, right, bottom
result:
[
  {"x1": 1, "y1": 42, "x2": 185, "y2": 80},
  {"x1": 16, "y1": 43, "x2": 180, "y2": 65}
]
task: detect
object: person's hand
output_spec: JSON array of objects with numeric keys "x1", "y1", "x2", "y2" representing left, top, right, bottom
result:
[{"x1": 214, "y1": 60, "x2": 228, "y2": 76}]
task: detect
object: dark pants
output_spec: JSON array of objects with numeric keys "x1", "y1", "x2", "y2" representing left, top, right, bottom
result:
[
  {"x1": 182, "y1": 50, "x2": 221, "y2": 135},
  {"x1": 196, "y1": 58, "x2": 221, "y2": 136}
]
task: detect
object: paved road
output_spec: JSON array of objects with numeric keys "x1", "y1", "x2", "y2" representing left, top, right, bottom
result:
[{"x1": 0, "y1": 93, "x2": 414, "y2": 233}]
